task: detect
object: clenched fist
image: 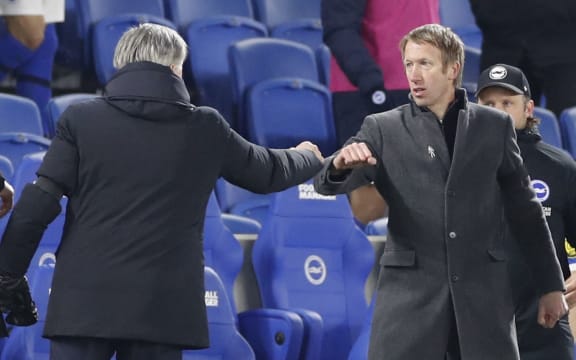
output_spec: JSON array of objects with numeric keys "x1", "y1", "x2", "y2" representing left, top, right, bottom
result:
[{"x1": 332, "y1": 142, "x2": 377, "y2": 170}]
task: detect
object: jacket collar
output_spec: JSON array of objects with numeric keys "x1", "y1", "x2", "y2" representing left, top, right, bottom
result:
[
  {"x1": 516, "y1": 127, "x2": 542, "y2": 143},
  {"x1": 104, "y1": 61, "x2": 191, "y2": 107},
  {"x1": 409, "y1": 88, "x2": 468, "y2": 117}
]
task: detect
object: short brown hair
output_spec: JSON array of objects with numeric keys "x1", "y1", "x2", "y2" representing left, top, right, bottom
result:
[{"x1": 399, "y1": 24, "x2": 465, "y2": 87}]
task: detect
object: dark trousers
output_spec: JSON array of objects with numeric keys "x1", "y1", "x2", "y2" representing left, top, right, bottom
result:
[
  {"x1": 445, "y1": 301, "x2": 462, "y2": 360},
  {"x1": 50, "y1": 337, "x2": 182, "y2": 360},
  {"x1": 332, "y1": 89, "x2": 410, "y2": 146}
]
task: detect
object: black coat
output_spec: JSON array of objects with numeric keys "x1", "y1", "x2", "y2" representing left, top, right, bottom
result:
[
  {"x1": 37, "y1": 62, "x2": 323, "y2": 348},
  {"x1": 314, "y1": 90, "x2": 564, "y2": 359}
]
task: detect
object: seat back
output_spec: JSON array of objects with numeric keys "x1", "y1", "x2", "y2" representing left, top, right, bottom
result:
[
  {"x1": 47, "y1": 93, "x2": 98, "y2": 137},
  {"x1": 270, "y1": 19, "x2": 323, "y2": 50},
  {"x1": 0, "y1": 94, "x2": 43, "y2": 135},
  {"x1": 186, "y1": 16, "x2": 267, "y2": 128},
  {"x1": 203, "y1": 192, "x2": 244, "y2": 314},
  {"x1": 0, "y1": 133, "x2": 51, "y2": 170},
  {"x1": 533, "y1": 107, "x2": 562, "y2": 148},
  {"x1": 252, "y1": 0, "x2": 321, "y2": 29},
  {"x1": 76, "y1": 0, "x2": 165, "y2": 66},
  {"x1": 0, "y1": 263, "x2": 54, "y2": 360},
  {"x1": 247, "y1": 78, "x2": 337, "y2": 154},
  {"x1": 165, "y1": 0, "x2": 254, "y2": 30},
  {"x1": 252, "y1": 181, "x2": 374, "y2": 360},
  {"x1": 215, "y1": 178, "x2": 270, "y2": 225},
  {"x1": 93, "y1": 14, "x2": 177, "y2": 85},
  {"x1": 560, "y1": 107, "x2": 576, "y2": 159},
  {"x1": 229, "y1": 38, "x2": 319, "y2": 135},
  {"x1": 182, "y1": 267, "x2": 255, "y2": 359},
  {"x1": 439, "y1": 0, "x2": 482, "y2": 48}
]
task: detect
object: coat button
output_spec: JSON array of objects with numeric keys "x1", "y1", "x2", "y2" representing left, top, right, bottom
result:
[
  {"x1": 452, "y1": 275, "x2": 459, "y2": 282},
  {"x1": 449, "y1": 232, "x2": 457, "y2": 239}
]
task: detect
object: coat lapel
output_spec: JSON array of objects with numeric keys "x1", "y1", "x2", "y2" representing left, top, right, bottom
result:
[{"x1": 446, "y1": 107, "x2": 470, "y2": 186}]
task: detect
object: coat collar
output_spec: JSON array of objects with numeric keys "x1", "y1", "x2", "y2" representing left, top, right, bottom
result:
[{"x1": 104, "y1": 61, "x2": 191, "y2": 107}]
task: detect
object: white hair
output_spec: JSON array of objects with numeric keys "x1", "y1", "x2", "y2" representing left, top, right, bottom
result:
[{"x1": 113, "y1": 23, "x2": 188, "y2": 70}]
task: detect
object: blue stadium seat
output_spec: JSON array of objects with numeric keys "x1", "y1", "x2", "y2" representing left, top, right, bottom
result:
[
  {"x1": 46, "y1": 93, "x2": 98, "y2": 138},
  {"x1": 251, "y1": 181, "x2": 374, "y2": 360},
  {"x1": 0, "y1": 94, "x2": 43, "y2": 136},
  {"x1": 186, "y1": 16, "x2": 267, "y2": 128},
  {"x1": 251, "y1": 0, "x2": 321, "y2": 30},
  {"x1": 204, "y1": 192, "x2": 248, "y2": 314},
  {"x1": 0, "y1": 263, "x2": 54, "y2": 360},
  {"x1": 246, "y1": 78, "x2": 337, "y2": 154},
  {"x1": 0, "y1": 133, "x2": 51, "y2": 171},
  {"x1": 270, "y1": 19, "x2": 323, "y2": 50},
  {"x1": 220, "y1": 213, "x2": 261, "y2": 235},
  {"x1": 439, "y1": 0, "x2": 482, "y2": 50},
  {"x1": 182, "y1": 267, "x2": 256, "y2": 360},
  {"x1": 462, "y1": 45, "x2": 481, "y2": 93},
  {"x1": 93, "y1": 14, "x2": 177, "y2": 85},
  {"x1": 229, "y1": 38, "x2": 320, "y2": 136},
  {"x1": 560, "y1": 107, "x2": 576, "y2": 159},
  {"x1": 533, "y1": 107, "x2": 562, "y2": 148},
  {"x1": 75, "y1": 0, "x2": 165, "y2": 68},
  {"x1": 165, "y1": 0, "x2": 254, "y2": 31},
  {"x1": 215, "y1": 178, "x2": 270, "y2": 225}
]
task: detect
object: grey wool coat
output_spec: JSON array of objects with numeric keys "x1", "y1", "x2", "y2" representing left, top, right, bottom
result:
[{"x1": 314, "y1": 89, "x2": 564, "y2": 360}]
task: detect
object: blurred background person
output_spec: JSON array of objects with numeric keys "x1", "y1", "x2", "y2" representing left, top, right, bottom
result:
[{"x1": 476, "y1": 63, "x2": 576, "y2": 360}]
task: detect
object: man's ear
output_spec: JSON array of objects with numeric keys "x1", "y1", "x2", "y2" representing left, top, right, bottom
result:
[
  {"x1": 448, "y1": 62, "x2": 461, "y2": 82},
  {"x1": 170, "y1": 64, "x2": 183, "y2": 77}
]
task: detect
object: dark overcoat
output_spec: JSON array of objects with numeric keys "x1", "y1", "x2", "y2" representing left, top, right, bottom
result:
[
  {"x1": 314, "y1": 90, "x2": 564, "y2": 360},
  {"x1": 38, "y1": 62, "x2": 323, "y2": 348}
]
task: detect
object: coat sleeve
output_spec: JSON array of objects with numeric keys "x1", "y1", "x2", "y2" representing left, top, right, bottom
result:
[
  {"x1": 314, "y1": 115, "x2": 379, "y2": 194},
  {"x1": 36, "y1": 109, "x2": 79, "y2": 196},
  {"x1": 321, "y1": 0, "x2": 384, "y2": 92},
  {"x1": 219, "y1": 123, "x2": 324, "y2": 194},
  {"x1": 497, "y1": 117, "x2": 564, "y2": 295}
]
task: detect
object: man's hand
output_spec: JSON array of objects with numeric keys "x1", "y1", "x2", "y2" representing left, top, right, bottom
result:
[
  {"x1": 0, "y1": 181, "x2": 14, "y2": 218},
  {"x1": 565, "y1": 273, "x2": 576, "y2": 309},
  {"x1": 332, "y1": 142, "x2": 377, "y2": 170},
  {"x1": 294, "y1": 141, "x2": 324, "y2": 162},
  {"x1": 538, "y1": 291, "x2": 568, "y2": 328}
]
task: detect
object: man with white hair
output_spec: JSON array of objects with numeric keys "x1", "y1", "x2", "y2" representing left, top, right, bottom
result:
[{"x1": 0, "y1": 23, "x2": 324, "y2": 359}]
